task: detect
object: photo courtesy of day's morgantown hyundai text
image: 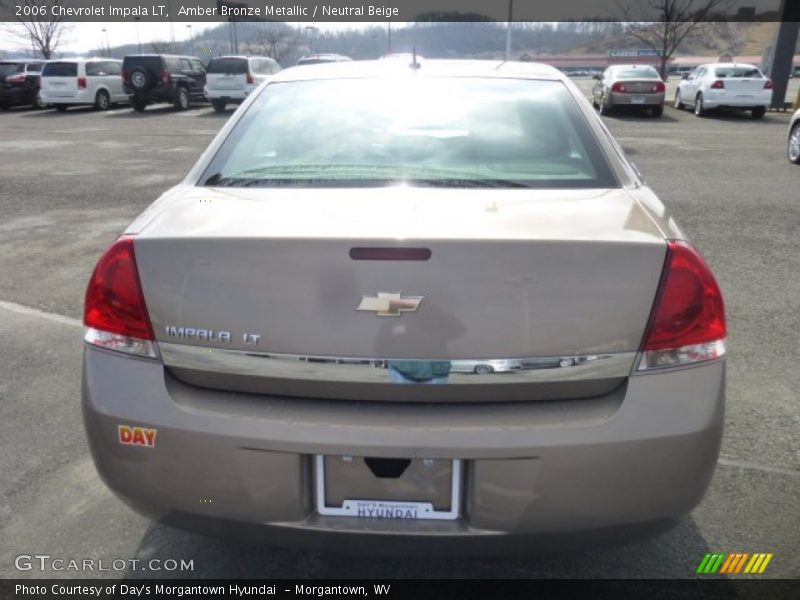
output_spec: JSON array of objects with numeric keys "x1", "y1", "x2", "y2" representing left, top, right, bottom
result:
[{"x1": 81, "y1": 59, "x2": 726, "y2": 553}]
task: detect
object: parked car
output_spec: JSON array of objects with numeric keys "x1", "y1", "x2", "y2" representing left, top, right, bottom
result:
[
  {"x1": 788, "y1": 108, "x2": 800, "y2": 165},
  {"x1": 296, "y1": 53, "x2": 352, "y2": 66},
  {"x1": 0, "y1": 59, "x2": 46, "y2": 110},
  {"x1": 674, "y1": 63, "x2": 772, "y2": 118},
  {"x1": 82, "y1": 60, "x2": 726, "y2": 552},
  {"x1": 204, "y1": 55, "x2": 281, "y2": 113},
  {"x1": 40, "y1": 58, "x2": 126, "y2": 111},
  {"x1": 592, "y1": 64, "x2": 666, "y2": 116},
  {"x1": 122, "y1": 54, "x2": 207, "y2": 112}
]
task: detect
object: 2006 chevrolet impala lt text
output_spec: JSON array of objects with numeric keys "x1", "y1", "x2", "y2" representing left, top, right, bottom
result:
[{"x1": 81, "y1": 59, "x2": 726, "y2": 553}]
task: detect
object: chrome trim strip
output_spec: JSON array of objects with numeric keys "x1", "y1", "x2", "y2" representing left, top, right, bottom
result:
[{"x1": 158, "y1": 342, "x2": 637, "y2": 386}]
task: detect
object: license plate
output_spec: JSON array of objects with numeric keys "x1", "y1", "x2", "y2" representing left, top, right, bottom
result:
[
  {"x1": 315, "y1": 455, "x2": 461, "y2": 521},
  {"x1": 631, "y1": 96, "x2": 646, "y2": 104}
]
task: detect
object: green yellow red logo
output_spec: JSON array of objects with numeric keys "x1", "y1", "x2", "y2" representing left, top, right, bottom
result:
[{"x1": 697, "y1": 553, "x2": 773, "y2": 574}]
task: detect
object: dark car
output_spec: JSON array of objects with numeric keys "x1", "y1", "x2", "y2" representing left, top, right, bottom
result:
[
  {"x1": 0, "y1": 60, "x2": 46, "y2": 110},
  {"x1": 121, "y1": 54, "x2": 207, "y2": 112}
]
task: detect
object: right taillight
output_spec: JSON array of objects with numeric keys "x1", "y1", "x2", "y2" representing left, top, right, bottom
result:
[
  {"x1": 637, "y1": 241, "x2": 726, "y2": 371},
  {"x1": 84, "y1": 236, "x2": 158, "y2": 359},
  {"x1": 246, "y1": 71, "x2": 254, "y2": 84}
]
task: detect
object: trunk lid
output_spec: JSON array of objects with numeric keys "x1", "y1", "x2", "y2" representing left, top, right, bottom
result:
[{"x1": 132, "y1": 187, "x2": 667, "y2": 369}]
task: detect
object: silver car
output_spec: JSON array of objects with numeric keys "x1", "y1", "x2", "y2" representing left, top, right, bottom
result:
[
  {"x1": 82, "y1": 60, "x2": 726, "y2": 552},
  {"x1": 788, "y1": 108, "x2": 800, "y2": 165},
  {"x1": 592, "y1": 64, "x2": 666, "y2": 117}
]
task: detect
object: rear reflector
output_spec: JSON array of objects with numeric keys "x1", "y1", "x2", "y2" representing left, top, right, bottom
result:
[
  {"x1": 84, "y1": 236, "x2": 158, "y2": 358},
  {"x1": 637, "y1": 241, "x2": 726, "y2": 371},
  {"x1": 350, "y1": 247, "x2": 432, "y2": 261}
]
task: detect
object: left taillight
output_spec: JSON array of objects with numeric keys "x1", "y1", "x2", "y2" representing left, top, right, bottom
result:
[
  {"x1": 84, "y1": 235, "x2": 158, "y2": 358},
  {"x1": 6, "y1": 73, "x2": 26, "y2": 84},
  {"x1": 636, "y1": 241, "x2": 726, "y2": 371}
]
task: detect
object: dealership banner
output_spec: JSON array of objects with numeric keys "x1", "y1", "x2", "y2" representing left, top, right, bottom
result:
[{"x1": 0, "y1": 0, "x2": 796, "y2": 22}]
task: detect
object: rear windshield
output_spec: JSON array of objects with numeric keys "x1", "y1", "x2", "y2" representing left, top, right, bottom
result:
[
  {"x1": 714, "y1": 66, "x2": 762, "y2": 78},
  {"x1": 122, "y1": 56, "x2": 164, "y2": 71},
  {"x1": 42, "y1": 62, "x2": 78, "y2": 77},
  {"x1": 0, "y1": 62, "x2": 23, "y2": 76},
  {"x1": 616, "y1": 67, "x2": 660, "y2": 79},
  {"x1": 202, "y1": 78, "x2": 617, "y2": 189},
  {"x1": 207, "y1": 57, "x2": 248, "y2": 74}
]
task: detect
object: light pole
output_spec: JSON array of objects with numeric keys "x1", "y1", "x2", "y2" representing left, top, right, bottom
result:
[
  {"x1": 134, "y1": 18, "x2": 142, "y2": 54},
  {"x1": 305, "y1": 26, "x2": 317, "y2": 54},
  {"x1": 504, "y1": 0, "x2": 513, "y2": 61},
  {"x1": 101, "y1": 28, "x2": 110, "y2": 56},
  {"x1": 186, "y1": 24, "x2": 194, "y2": 55}
]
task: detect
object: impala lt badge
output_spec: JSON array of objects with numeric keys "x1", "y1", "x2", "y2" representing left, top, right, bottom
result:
[{"x1": 357, "y1": 292, "x2": 423, "y2": 317}]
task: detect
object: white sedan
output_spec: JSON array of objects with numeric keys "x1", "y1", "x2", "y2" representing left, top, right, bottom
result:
[
  {"x1": 674, "y1": 62, "x2": 773, "y2": 118},
  {"x1": 789, "y1": 108, "x2": 800, "y2": 165}
]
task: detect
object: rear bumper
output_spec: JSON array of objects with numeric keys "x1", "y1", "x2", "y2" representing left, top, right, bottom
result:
[
  {"x1": 82, "y1": 344, "x2": 724, "y2": 552},
  {"x1": 204, "y1": 88, "x2": 247, "y2": 102},
  {"x1": 41, "y1": 88, "x2": 93, "y2": 105},
  {"x1": 607, "y1": 92, "x2": 665, "y2": 107},
  {"x1": 0, "y1": 87, "x2": 36, "y2": 105},
  {"x1": 702, "y1": 89, "x2": 771, "y2": 109}
]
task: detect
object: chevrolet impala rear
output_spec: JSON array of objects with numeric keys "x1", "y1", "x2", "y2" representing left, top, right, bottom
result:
[{"x1": 82, "y1": 61, "x2": 726, "y2": 552}]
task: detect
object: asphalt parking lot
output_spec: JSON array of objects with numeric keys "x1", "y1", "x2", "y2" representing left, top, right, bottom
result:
[{"x1": 1, "y1": 83, "x2": 798, "y2": 579}]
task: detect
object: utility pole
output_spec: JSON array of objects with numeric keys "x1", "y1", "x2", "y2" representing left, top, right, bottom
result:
[
  {"x1": 504, "y1": 0, "x2": 513, "y2": 61},
  {"x1": 186, "y1": 24, "x2": 194, "y2": 56}
]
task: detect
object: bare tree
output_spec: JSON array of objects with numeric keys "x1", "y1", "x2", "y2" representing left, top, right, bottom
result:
[
  {"x1": 620, "y1": 0, "x2": 731, "y2": 78},
  {"x1": 244, "y1": 23, "x2": 301, "y2": 62},
  {"x1": 149, "y1": 40, "x2": 176, "y2": 54},
  {"x1": 0, "y1": 0, "x2": 71, "y2": 59}
]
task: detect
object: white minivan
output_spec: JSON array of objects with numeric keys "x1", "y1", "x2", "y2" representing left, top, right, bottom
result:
[
  {"x1": 204, "y1": 55, "x2": 281, "y2": 112},
  {"x1": 40, "y1": 58, "x2": 127, "y2": 111}
]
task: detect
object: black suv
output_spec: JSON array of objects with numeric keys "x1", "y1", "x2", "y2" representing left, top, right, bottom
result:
[
  {"x1": 0, "y1": 60, "x2": 46, "y2": 110},
  {"x1": 122, "y1": 54, "x2": 207, "y2": 112}
]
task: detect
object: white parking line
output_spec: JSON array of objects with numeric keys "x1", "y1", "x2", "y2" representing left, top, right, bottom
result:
[
  {"x1": 0, "y1": 299, "x2": 82, "y2": 328},
  {"x1": 718, "y1": 456, "x2": 800, "y2": 479}
]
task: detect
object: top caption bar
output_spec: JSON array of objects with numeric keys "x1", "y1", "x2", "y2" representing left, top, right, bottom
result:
[{"x1": 0, "y1": 0, "x2": 794, "y2": 22}]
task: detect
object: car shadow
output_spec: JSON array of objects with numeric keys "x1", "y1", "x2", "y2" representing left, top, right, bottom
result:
[
  {"x1": 18, "y1": 106, "x2": 97, "y2": 118},
  {"x1": 102, "y1": 106, "x2": 207, "y2": 118},
  {"x1": 123, "y1": 515, "x2": 729, "y2": 579},
  {"x1": 195, "y1": 110, "x2": 231, "y2": 118},
  {"x1": 601, "y1": 109, "x2": 680, "y2": 123}
]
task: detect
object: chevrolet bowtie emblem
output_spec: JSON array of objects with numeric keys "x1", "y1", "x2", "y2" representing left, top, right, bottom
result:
[{"x1": 357, "y1": 292, "x2": 424, "y2": 317}]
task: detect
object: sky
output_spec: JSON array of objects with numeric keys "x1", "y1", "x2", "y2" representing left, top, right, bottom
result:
[{"x1": 0, "y1": 21, "x2": 374, "y2": 55}]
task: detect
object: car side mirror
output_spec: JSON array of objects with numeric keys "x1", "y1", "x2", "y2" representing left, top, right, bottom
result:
[
  {"x1": 681, "y1": 74, "x2": 689, "y2": 80},
  {"x1": 593, "y1": 74, "x2": 602, "y2": 81}
]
